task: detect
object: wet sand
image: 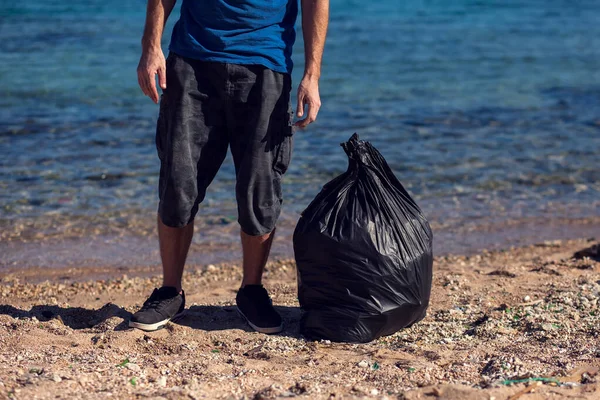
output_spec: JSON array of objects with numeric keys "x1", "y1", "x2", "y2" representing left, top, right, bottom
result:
[
  {"x1": 0, "y1": 238, "x2": 598, "y2": 399},
  {"x1": 2, "y1": 213, "x2": 599, "y2": 277}
]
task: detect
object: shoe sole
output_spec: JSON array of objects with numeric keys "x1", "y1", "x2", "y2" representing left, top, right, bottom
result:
[
  {"x1": 128, "y1": 310, "x2": 186, "y2": 332},
  {"x1": 236, "y1": 306, "x2": 283, "y2": 334}
]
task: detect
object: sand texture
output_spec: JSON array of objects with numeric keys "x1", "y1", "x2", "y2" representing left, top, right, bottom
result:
[{"x1": 0, "y1": 238, "x2": 599, "y2": 399}]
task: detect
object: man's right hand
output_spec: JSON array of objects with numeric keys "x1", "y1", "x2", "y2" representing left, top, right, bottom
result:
[{"x1": 137, "y1": 48, "x2": 167, "y2": 104}]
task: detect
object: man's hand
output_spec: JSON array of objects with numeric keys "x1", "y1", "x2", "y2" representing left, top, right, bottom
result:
[
  {"x1": 137, "y1": 0, "x2": 176, "y2": 103},
  {"x1": 137, "y1": 48, "x2": 167, "y2": 104},
  {"x1": 298, "y1": 0, "x2": 328, "y2": 128},
  {"x1": 295, "y1": 76, "x2": 321, "y2": 128}
]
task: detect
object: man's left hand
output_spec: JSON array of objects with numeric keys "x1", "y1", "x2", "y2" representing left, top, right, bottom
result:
[{"x1": 295, "y1": 76, "x2": 321, "y2": 128}]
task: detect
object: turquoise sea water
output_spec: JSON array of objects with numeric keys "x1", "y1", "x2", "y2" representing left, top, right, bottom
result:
[{"x1": 1, "y1": 1, "x2": 599, "y2": 268}]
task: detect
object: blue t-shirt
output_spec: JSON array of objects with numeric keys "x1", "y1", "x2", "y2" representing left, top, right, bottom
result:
[{"x1": 169, "y1": 0, "x2": 299, "y2": 74}]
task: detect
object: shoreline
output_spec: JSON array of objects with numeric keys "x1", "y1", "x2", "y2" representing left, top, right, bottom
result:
[
  {"x1": 2, "y1": 215, "x2": 599, "y2": 283},
  {"x1": 1, "y1": 238, "x2": 598, "y2": 399}
]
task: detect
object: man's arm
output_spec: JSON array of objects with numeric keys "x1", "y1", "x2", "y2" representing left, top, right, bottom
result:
[
  {"x1": 137, "y1": 0, "x2": 177, "y2": 104},
  {"x1": 296, "y1": 0, "x2": 329, "y2": 128}
]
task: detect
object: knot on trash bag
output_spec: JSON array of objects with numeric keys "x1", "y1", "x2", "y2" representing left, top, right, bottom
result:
[
  {"x1": 341, "y1": 133, "x2": 385, "y2": 174},
  {"x1": 341, "y1": 133, "x2": 369, "y2": 164}
]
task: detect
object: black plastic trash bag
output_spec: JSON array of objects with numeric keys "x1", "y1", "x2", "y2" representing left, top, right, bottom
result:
[{"x1": 294, "y1": 133, "x2": 433, "y2": 343}]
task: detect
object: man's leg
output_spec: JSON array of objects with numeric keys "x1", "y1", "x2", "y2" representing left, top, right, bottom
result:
[
  {"x1": 158, "y1": 215, "x2": 194, "y2": 292},
  {"x1": 240, "y1": 229, "x2": 275, "y2": 288},
  {"x1": 129, "y1": 54, "x2": 229, "y2": 331},
  {"x1": 227, "y1": 64, "x2": 293, "y2": 334},
  {"x1": 236, "y1": 227, "x2": 283, "y2": 334},
  {"x1": 129, "y1": 215, "x2": 192, "y2": 331}
]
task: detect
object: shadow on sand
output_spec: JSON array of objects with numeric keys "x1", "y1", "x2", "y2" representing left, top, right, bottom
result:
[
  {"x1": 0, "y1": 303, "x2": 133, "y2": 331},
  {"x1": 0, "y1": 303, "x2": 304, "y2": 338},
  {"x1": 574, "y1": 243, "x2": 600, "y2": 262},
  {"x1": 173, "y1": 305, "x2": 303, "y2": 338}
]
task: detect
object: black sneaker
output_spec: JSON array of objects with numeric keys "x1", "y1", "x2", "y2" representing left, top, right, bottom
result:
[
  {"x1": 236, "y1": 285, "x2": 283, "y2": 334},
  {"x1": 129, "y1": 287, "x2": 185, "y2": 331}
]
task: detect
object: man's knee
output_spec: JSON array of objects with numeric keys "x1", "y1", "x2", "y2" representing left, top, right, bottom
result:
[{"x1": 237, "y1": 192, "x2": 282, "y2": 236}]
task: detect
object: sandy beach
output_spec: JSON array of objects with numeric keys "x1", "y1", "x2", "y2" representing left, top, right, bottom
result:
[
  {"x1": 0, "y1": 238, "x2": 598, "y2": 399},
  {"x1": 2, "y1": 1, "x2": 600, "y2": 399}
]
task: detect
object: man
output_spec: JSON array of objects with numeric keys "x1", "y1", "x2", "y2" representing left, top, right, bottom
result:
[{"x1": 129, "y1": 0, "x2": 329, "y2": 333}]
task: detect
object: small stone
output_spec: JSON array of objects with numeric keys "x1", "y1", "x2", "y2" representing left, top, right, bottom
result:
[
  {"x1": 158, "y1": 376, "x2": 167, "y2": 387},
  {"x1": 126, "y1": 363, "x2": 141, "y2": 372},
  {"x1": 358, "y1": 360, "x2": 369, "y2": 368},
  {"x1": 571, "y1": 313, "x2": 580, "y2": 322},
  {"x1": 52, "y1": 374, "x2": 62, "y2": 383},
  {"x1": 207, "y1": 264, "x2": 216, "y2": 271},
  {"x1": 370, "y1": 389, "x2": 379, "y2": 396},
  {"x1": 564, "y1": 298, "x2": 573, "y2": 306},
  {"x1": 523, "y1": 295, "x2": 531, "y2": 302},
  {"x1": 541, "y1": 323, "x2": 555, "y2": 331}
]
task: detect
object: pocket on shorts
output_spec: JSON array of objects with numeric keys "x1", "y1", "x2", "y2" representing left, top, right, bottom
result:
[{"x1": 272, "y1": 110, "x2": 295, "y2": 175}]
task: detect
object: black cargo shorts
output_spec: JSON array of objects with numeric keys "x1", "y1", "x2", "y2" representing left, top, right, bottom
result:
[{"x1": 156, "y1": 52, "x2": 294, "y2": 235}]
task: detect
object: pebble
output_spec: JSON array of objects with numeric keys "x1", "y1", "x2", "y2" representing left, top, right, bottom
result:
[
  {"x1": 51, "y1": 374, "x2": 62, "y2": 383},
  {"x1": 563, "y1": 297, "x2": 573, "y2": 306},
  {"x1": 158, "y1": 376, "x2": 167, "y2": 387},
  {"x1": 571, "y1": 312, "x2": 580, "y2": 322},
  {"x1": 523, "y1": 295, "x2": 531, "y2": 302},
  {"x1": 370, "y1": 388, "x2": 379, "y2": 395},
  {"x1": 126, "y1": 363, "x2": 141, "y2": 372},
  {"x1": 358, "y1": 360, "x2": 369, "y2": 368},
  {"x1": 541, "y1": 323, "x2": 555, "y2": 331}
]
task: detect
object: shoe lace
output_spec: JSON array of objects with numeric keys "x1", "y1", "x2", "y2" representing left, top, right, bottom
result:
[{"x1": 140, "y1": 290, "x2": 171, "y2": 312}]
